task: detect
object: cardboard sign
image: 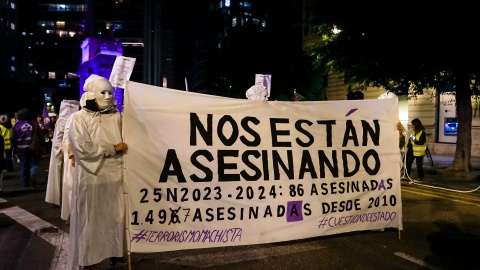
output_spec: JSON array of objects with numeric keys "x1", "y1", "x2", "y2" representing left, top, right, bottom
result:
[{"x1": 109, "y1": 56, "x2": 136, "y2": 89}]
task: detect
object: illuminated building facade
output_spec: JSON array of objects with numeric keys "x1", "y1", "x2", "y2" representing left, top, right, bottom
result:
[
  {"x1": 190, "y1": 0, "x2": 268, "y2": 93},
  {"x1": 19, "y1": 0, "x2": 85, "y2": 109},
  {"x1": 0, "y1": 0, "x2": 20, "y2": 80}
]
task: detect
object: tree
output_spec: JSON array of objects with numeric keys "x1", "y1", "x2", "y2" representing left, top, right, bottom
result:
[{"x1": 303, "y1": 1, "x2": 480, "y2": 172}]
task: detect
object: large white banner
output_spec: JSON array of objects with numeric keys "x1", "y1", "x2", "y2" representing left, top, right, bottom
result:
[{"x1": 123, "y1": 81, "x2": 402, "y2": 253}]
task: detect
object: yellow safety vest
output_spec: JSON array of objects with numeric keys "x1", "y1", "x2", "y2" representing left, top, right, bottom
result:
[
  {"x1": 0, "y1": 125, "x2": 12, "y2": 150},
  {"x1": 411, "y1": 130, "x2": 426, "y2": 157}
]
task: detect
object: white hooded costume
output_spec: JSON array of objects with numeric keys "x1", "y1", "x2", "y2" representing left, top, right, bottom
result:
[
  {"x1": 67, "y1": 75, "x2": 125, "y2": 268},
  {"x1": 60, "y1": 111, "x2": 78, "y2": 221},
  {"x1": 45, "y1": 100, "x2": 80, "y2": 206}
]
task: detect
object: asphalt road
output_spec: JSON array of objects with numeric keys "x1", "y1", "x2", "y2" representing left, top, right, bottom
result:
[{"x1": 1, "y1": 156, "x2": 479, "y2": 270}]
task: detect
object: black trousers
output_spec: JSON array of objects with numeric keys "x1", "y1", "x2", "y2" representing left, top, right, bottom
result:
[{"x1": 406, "y1": 151, "x2": 424, "y2": 179}]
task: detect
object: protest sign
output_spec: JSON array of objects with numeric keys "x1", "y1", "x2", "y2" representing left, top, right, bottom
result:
[
  {"x1": 255, "y1": 74, "x2": 271, "y2": 97},
  {"x1": 109, "y1": 56, "x2": 136, "y2": 89},
  {"x1": 123, "y1": 81, "x2": 402, "y2": 253}
]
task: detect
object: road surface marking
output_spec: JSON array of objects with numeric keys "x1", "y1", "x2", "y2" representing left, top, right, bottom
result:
[
  {"x1": 0, "y1": 197, "x2": 7, "y2": 203},
  {"x1": 402, "y1": 188, "x2": 480, "y2": 207},
  {"x1": 160, "y1": 242, "x2": 326, "y2": 267},
  {"x1": 402, "y1": 185, "x2": 480, "y2": 202},
  {"x1": 394, "y1": 252, "x2": 444, "y2": 270},
  {"x1": 0, "y1": 206, "x2": 69, "y2": 270}
]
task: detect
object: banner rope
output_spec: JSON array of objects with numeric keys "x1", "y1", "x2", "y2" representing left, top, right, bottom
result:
[{"x1": 400, "y1": 132, "x2": 480, "y2": 193}]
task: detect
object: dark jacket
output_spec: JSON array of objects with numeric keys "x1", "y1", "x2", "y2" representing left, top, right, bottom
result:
[{"x1": 11, "y1": 120, "x2": 42, "y2": 153}]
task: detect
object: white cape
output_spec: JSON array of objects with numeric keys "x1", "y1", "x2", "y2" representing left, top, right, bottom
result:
[
  {"x1": 67, "y1": 107, "x2": 125, "y2": 268},
  {"x1": 60, "y1": 112, "x2": 77, "y2": 220},
  {"x1": 45, "y1": 100, "x2": 79, "y2": 205}
]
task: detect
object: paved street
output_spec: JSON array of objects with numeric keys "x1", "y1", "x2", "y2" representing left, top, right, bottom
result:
[{"x1": 1, "y1": 154, "x2": 479, "y2": 270}]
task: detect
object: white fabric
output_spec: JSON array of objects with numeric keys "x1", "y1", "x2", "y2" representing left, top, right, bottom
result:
[
  {"x1": 79, "y1": 91, "x2": 95, "y2": 108},
  {"x1": 378, "y1": 91, "x2": 398, "y2": 99},
  {"x1": 60, "y1": 112, "x2": 77, "y2": 220},
  {"x1": 67, "y1": 107, "x2": 125, "y2": 268},
  {"x1": 246, "y1": 85, "x2": 268, "y2": 101},
  {"x1": 123, "y1": 81, "x2": 402, "y2": 253},
  {"x1": 45, "y1": 100, "x2": 80, "y2": 206}
]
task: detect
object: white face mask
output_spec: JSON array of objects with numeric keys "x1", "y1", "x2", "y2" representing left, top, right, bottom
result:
[{"x1": 94, "y1": 80, "x2": 113, "y2": 109}]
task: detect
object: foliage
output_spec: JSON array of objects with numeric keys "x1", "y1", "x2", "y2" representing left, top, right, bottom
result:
[{"x1": 304, "y1": 1, "x2": 480, "y2": 95}]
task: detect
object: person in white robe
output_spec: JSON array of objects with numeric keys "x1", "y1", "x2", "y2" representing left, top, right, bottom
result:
[
  {"x1": 67, "y1": 74, "x2": 128, "y2": 268},
  {"x1": 45, "y1": 100, "x2": 80, "y2": 207},
  {"x1": 60, "y1": 111, "x2": 77, "y2": 221}
]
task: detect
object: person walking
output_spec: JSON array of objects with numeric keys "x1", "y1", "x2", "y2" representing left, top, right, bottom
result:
[
  {"x1": 45, "y1": 100, "x2": 80, "y2": 207},
  {"x1": 67, "y1": 75, "x2": 127, "y2": 269},
  {"x1": 0, "y1": 114, "x2": 14, "y2": 173},
  {"x1": 0, "y1": 131, "x2": 4, "y2": 192},
  {"x1": 11, "y1": 109, "x2": 43, "y2": 187},
  {"x1": 406, "y1": 118, "x2": 427, "y2": 181}
]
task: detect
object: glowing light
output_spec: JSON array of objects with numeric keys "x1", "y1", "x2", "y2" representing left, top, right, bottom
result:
[
  {"x1": 332, "y1": 26, "x2": 342, "y2": 34},
  {"x1": 122, "y1": 42, "x2": 144, "y2": 47}
]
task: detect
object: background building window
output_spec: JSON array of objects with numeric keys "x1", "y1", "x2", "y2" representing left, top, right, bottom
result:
[
  {"x1": 57, "y1": 30, "x2": 67, "y2": 37},
  {"x1": 67, "y1": 72, "x2": 78, "y2": 78},
  {"x1": 48, "y1": 72, "x2": 56, "y2": 79},
  {"x1": 56, "y1": 21, "x2": 65, "y2": 28}
]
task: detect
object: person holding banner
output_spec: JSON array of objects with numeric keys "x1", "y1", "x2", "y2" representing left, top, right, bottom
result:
[
  {"x1": 67, "y1": 74, "x2": 128, "y2": 269},
  {"x1": 406, "y1": 118, "x2": 426, "y2": 181}
]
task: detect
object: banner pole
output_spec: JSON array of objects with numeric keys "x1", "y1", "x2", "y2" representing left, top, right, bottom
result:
[
  {"x1": 123, "y1": 81, "x2": 132, "y2": 269},
  {"x1": 113, "y1": 86, "x2": 118, "y2": 101}
]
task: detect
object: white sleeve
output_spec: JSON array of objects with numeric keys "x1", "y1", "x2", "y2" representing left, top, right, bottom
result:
[{"x1": 68, "y1": 113, "x2": 116, "y2": 175}]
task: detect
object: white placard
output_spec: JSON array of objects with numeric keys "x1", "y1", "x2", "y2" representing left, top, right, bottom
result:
[
  {"x1": 255, "y1": 74, "x2": 272, "y2": 97},
  {"x1": 109, "y1": 56, "x2": 136, "y2": 89}
]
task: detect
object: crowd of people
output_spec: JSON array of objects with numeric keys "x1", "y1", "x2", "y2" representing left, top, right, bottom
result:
[
  {"x1": 1, "y1": 81, "x2": 428, "y2": 269},
  {"x1": 1, "y1": 75, "x2": 128, "y2": 268},
  {"x1": 0, "y1": 108, "x2": 57, "y2": 191}
]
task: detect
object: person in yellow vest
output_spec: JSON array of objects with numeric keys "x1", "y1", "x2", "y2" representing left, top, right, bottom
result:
[
  {"x1": 0, "y1": 115, "x2": 14, "y2": 173},
  {"x1": 406, "y1": 118, "x2": 426, "y2": 181}
]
